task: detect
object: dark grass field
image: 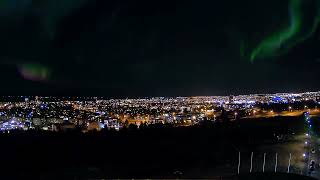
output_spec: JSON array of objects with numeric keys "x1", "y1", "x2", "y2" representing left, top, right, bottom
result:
[{"x1": 0, "y1": 115, "x2": 307, "y2": 179}]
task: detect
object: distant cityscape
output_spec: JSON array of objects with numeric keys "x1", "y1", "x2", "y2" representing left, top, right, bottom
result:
[{"x1": 1, "y1": 91, "x2": 320, "y2": 133}]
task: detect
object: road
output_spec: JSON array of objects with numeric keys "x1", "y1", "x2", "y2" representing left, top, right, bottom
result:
[
  {"x1": 239, "y1": 111, "x2": 320, "y2": 178},
  {"x1": 302, "y1": 112, "x2": 320, "y2": 179}
]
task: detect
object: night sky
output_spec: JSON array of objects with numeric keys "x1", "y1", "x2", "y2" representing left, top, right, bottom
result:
[{"x1": 0, "y1": 0, "x2": 319, "y2": 97}]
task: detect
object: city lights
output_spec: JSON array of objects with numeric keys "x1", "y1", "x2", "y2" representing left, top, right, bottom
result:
[{"x1": 0, "y1": 91, "x2": 318, "y2": 132}]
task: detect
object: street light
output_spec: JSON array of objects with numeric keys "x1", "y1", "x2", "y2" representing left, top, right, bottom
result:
[
  {"x1": 234, "y1": 112, "x2": 238, "y2": 119},
  {"x1": 289, "y1": 106, "x2": 292, "y2": 111}
]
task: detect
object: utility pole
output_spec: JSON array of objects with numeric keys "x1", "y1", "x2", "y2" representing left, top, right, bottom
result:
[
  {"x1": 287, "y1": 153, "x2": 292, "y2": 173},
  {"x1": 250, "y1": 152, "x2": 253, "y2": 173},
  {"x1": 238, "y1": 152, "x2": 241, "y2": 174},
  {"x1": 263, "y1": 153, "x2": 266, "y2": 172},
  {"x1": 275, "y1": 153, "x2": 278, "y2": 173}
]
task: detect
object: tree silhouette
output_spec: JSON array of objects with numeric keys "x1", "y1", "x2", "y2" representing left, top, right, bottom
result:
[{"x1": 128, "y1": 123, "x2": 138, "y2": 131}]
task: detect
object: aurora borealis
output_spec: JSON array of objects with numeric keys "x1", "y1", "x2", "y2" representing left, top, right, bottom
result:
[
  {"x1": 0, "y1": 0, "x2": 319, "y2": 96},
  {"x1": 18, "y1": 64, "x2": 51, "y2": 82},
  {"x1": 250, "y1": 0, "x2": 320, "y2": 61}
]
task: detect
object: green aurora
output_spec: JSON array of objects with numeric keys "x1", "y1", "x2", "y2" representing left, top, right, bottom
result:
[
  {"x1": 250, "y1": 0, "x2": 320, "y2": 62},
  {"x1": 19, "y1": 63, "x2": 51, "y2": 82}
]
